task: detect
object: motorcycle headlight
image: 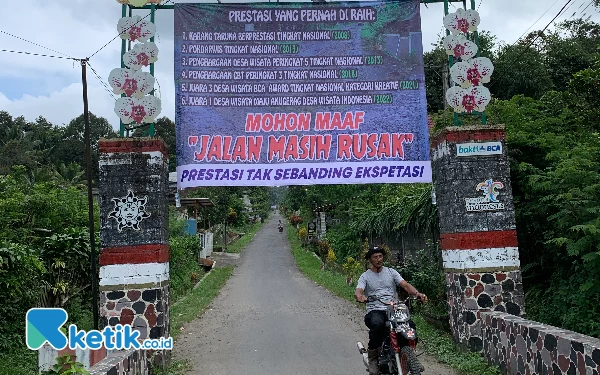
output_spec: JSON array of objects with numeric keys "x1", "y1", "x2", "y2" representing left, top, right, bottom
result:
[{"x1": 394, "y1": 311, "x2": 409, "y2": 323}]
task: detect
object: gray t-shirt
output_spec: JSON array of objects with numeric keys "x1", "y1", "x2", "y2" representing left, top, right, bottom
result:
[{"x1": 357, "y1": 267, "x2": 404, "y2": 313}]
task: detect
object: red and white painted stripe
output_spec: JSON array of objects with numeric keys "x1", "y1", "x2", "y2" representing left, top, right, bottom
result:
[
  {"x1": 440, "y1": 230, "x2": 520, "y2": 271},
  {"x1": 442, "y1": 247, "x2": 520, "y2": 270},
  {"x1": 99, "y1": 262, "x2": 169, "y2": 287},
  {"x1": 99, "y1": 151, "x2": 167, "y2": 167}
]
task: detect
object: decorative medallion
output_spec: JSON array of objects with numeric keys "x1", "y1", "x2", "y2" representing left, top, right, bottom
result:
[{"x1": 108, "y1": 190, "x2": 151, "y2": 232}]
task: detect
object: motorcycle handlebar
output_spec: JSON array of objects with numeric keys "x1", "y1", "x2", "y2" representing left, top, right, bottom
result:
[{"x1": 358, "y1": 295, "x2": 420, "y2": 304}]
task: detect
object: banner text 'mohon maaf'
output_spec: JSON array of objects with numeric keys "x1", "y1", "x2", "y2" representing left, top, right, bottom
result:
[{"x1": 245, "y1": 111, "x2": 365, "y2": 132}]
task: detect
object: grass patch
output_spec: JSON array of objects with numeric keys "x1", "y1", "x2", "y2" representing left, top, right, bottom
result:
[
  {"x1": 286, "y1": 226, "x2": 357, "y2": 303},
  {"x1": 226, "y1": 222, "x2": 264, "y2": 254},
  {"x1": 151, "y1": 358, "x2": 194, "y2": 375},
  {"x1": 286, "y1": 226, "x2": 500, "y2": 375},
  {"x1": 170, "y1": 266, "x2": 234, "y2": 341}
]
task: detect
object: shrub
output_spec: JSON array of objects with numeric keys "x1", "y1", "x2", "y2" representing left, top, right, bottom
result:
[
  {"x1": 342, "y1": 256, "x2": 365, "y2": 281},
  {"x1": 396, "y1": 248, "x2": 447, "y2": 316},
  {"x1": 289, "y1": 215, "x2": 303, "y2": 226},
  {"x1": 298, "y1": 227, "x2": 307, "y2": 241},
  {"x1": 324, "y1": 226, "x2": 362, "y2": 261},
  {"x1": 316, "y1": 239, "x2": 331, "y2": 259},
  {"x1": 169, "y1": 236, "x2": 203, "y2": 301},
  {"x1": 326, "y1": 249, "x2": 337, "y2": 264}
]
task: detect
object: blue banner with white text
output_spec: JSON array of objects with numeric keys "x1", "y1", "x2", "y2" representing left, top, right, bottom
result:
[{"x1": 174, "y1": 1, "x2": 432, "y2": 187}]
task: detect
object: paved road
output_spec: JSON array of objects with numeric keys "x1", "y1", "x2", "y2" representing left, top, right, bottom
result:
[{"x1": 173, "y1": 214, "x2": 455, "y2": 375}]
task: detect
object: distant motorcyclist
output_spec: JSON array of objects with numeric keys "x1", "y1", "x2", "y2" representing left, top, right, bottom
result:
[{"x1": 355, "y1": 246, "x2": 427, "y2": 375}]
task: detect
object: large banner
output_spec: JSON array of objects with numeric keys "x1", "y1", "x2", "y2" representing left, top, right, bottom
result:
[{"x1": 174, "y1": 1, "x2": 431, "y2": 188}]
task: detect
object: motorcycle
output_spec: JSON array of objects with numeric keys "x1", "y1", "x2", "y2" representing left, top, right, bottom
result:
[
  {"x1": 278, "y1": 225, "x2": 283, "y2": 233},
  {"x1": 357, "y1": 295, "x2": 423, "y2": 375}
]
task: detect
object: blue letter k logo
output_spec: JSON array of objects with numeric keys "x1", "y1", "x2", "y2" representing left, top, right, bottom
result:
[{"x1": 26, "y1": 308, "x2": 68, "y2": 350}]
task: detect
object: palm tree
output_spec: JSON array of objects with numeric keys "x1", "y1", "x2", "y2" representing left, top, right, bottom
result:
[{"x1": 54, "y1": 162, "x2": 86, "y2": 187}]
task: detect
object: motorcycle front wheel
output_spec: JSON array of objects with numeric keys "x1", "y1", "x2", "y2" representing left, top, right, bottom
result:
[{"x1": 398, "y1": 346, "x2": 421, "y2": 375}]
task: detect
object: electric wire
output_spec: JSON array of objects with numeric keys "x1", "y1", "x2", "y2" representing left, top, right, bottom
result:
[
  {"x1": 512, "y1": 0, "x2": 562, "y2": 47},
  {"x1": 575, "y1": 0, "x2": 595, "y2": 19},
  {"x1": 488, "y1": 0, "x2": 576, "y2": 90},
  {"x1": 0, "y1": 49, "x2": 78, "y2": 61},
  {"x1": 87, "y1": 62, "x2": 119, "y2": 100},
  {"x1": 561, "y1": 0, "x2": 587, "y2": 21},
  {"x1": 0, "y1": 30, "x2": 73, "y2": 58},
  {"x1": 88, "y1": 0, "x2": 174, "y2": 59},
  {"x1": 88, "y1": 64, "x2": 117, "y2": 100}
]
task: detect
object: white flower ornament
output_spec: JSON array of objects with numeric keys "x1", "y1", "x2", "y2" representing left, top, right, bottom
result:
[
  {"x1": 108, "y1": 68, "x2": 155, "y2": 98},
  {"x1": 118, "y1": 16, "x2": 156, "y2": 42},
  {"x1": 116, "y1": 0, "x2": 162, "y2": 6},
  {"x1": 123, "y1": 42, "x2": 159, "y2": 70},
  {"x1": 443, "y1": 34, "x2": 478, "y2": 60},
  {"x1": 446, "y1": 86, "x2": 491, "y2": 114},
  {"x1": 450, "y1": 57, "x2": 494, "y2": 88},
  {"x1": 115, "y1": 96, "x2": 162, "y2": 124},
  {"x1": 444, "y1": 8, "x2": 480, "y2": 35}
]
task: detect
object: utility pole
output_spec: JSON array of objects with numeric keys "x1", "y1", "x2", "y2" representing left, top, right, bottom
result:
[
  {"x1": 442, "y1": 59, "x2": 449, "y2": 110},
  {"x1": 81, "y1": 58, "x2": 99, "y2": 331}
]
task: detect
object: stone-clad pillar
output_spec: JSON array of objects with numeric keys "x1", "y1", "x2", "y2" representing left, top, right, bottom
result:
[
  {"x1": 431, "y1": 125, "x2": 525, "y2": 352},
  {"x1": 98, "y1": 138, "x2": 170, "y2": 342}
]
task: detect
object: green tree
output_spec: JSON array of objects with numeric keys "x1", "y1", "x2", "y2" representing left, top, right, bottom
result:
[
  {"x1": 132, "y1": 117, "x2": 177, "y2": 172},
  {"x1": 51, "y1": 113, "x2": 117, "y2": 182},
  {"x1": 489, "y1": 37, "x2": 554, "y2": 100}
]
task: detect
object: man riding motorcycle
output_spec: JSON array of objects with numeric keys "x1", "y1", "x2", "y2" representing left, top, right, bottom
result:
[{"x1": 355, "y1": 246, "x2": 427, "y2": 375}]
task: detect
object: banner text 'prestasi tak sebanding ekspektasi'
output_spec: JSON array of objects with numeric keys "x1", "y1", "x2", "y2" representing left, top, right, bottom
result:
[{"x1": 174, "y1": 1, "x2": 432, "y2": 187}]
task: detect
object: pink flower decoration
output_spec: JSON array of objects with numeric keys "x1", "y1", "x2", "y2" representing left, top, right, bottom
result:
[
  {"x1": 453, "y1": 44, "x2": 465, "y2": 58},
  {"x1": 450, "y1": 57, "x2": 494, "y2": 88},
  {"x1": 115, "y1": 96, "x2": 162, "y2": 124},
  {"x1": 446, "y1": 86, "x2": 491, "y2": 114},
  {"x1": 130, "y1": 105, "x2": 147, "y2": 124},
  {"x1": 108, "y1": 68, "x2": 155, "y2": 98},
  {"x1": 443, "y1": 9, "x2": 480, "y2": 35},
  {"x1": 443, "y1": 34, "x2": 478, "y2": 60},
  {"x1": 457, "y1": 19, "x2": 470, "y2": 34},
  {"x1": 122, "y1": 79, "x2": 138, "y2": 97},
  {"x1": 137, "y1": 53, "x2": 150, "y2": 67},
  {"x1": 118, "y1": 16, "x2": 156, "y2": 43},
  {"x1": 462, "y1": 94, "x2": 476, "y2": 113},
  {"x1": 123, "y1": 42, "x2": 159, "y2": 70}
]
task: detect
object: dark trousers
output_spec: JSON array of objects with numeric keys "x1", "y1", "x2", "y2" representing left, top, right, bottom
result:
[{"x1": 364, "y1": 310, "x2": 417, "y2": 350}]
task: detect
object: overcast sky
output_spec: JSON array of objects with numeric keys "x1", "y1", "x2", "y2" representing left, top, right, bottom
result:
[{"x1": 0, "y1": 0, "x2": 597, "y2": 130}]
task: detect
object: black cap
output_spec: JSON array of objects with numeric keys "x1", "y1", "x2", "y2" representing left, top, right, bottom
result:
[{"x1": 364, "y1": 246, "x2": 385, "y2": 260}]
